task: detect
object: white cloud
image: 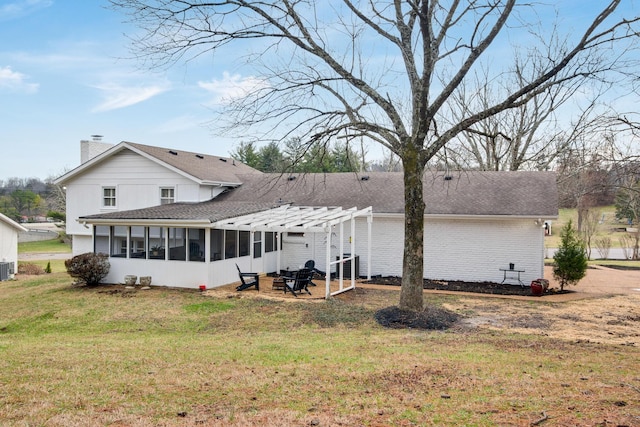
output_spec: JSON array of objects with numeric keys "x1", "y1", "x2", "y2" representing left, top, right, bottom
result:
[
  {"x1": 0, "y1": 66, "x2": 39, "y2": 93},
  {"x1": 91, "y1": 83, "x2": 169, "y2": 113},
  {"x1": 198, "y1": 71, "x2": 269, "y2": 105},
  {"x1": 0, "y1": 0, "x2": 53, "y2": 21},
  {"x1": 154, "y1": 114, "x2": 204, "y2": 133}
]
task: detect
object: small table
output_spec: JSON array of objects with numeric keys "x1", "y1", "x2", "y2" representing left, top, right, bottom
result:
[{"x1": 499, "y1": 268, "x2": 526, "y2": 287}]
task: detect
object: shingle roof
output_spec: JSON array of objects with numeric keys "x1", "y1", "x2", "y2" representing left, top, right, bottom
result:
[
  {"x1": 82, "y1": 200, "x2": 277, "y2": 222},
  {"x1": 218, "y1": 170, "x2": 558, "y2": 217},
  {"x1": 125, "y1": 142, "x2": 262, "y2": 184},
  {"x1": 55, "y1": 141, "x2": 262, "y2": 185},
  {"x1": 81, "y1": 170, "x2": 558, "y2": 222}
]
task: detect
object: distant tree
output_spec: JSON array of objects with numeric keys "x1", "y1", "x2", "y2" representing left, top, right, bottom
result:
[
  {"x1": 370, "y1": 149, "x2": 403, "y2": 172},
  {"x1": 438, "y1": 68, "x2": 597, "y2": 172},
  {"x1": 332, "y1": 142, "x2": 363, "y2": 172},
  {"x1": 47, "y1": 210, "x2": 66, "y2": 222},
  {"x1": 556, "y1": 146, "x2": 611, "y2": 231},
  {"x1": 257, "y1": 142, "x2": 286, "y2": 172},
  {"x1": 615, "y1": 180, "x2": 640, "y2": 225},
  {"x1": 581, "y1": 209, "x2": 601, "y2": 260},
  {"x1": 230, "y1": 141, "x2": 261, "y2": 169},
  {"x1": 10, "y1": 189, "x2": 41, "y2": 215},
  {"x1": 553, "y1": 220, "x2": 588, "y2": 291}
]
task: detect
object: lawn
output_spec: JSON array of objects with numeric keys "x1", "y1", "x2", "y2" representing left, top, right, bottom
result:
[
  {"x1": 545, "y1": 205, "x2": 630, "y2": 249},
  {"x1": 0, "y1": 273, "x2": 638, "y2": 426},
  {"x1": 18, "y1": 238, "x2": 71, "y2": 254}
]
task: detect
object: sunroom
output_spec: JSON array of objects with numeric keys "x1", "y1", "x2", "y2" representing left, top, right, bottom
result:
[{"x1": 81, "y1": 204, "x2": 373, "y2": 298}]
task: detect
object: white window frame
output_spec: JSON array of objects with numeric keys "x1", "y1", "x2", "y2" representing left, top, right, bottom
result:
[
  {"x1": 160, "y1": 187, "x2": 175, "y2": 205},
  {"x1": 102, "y1": 187, "x2": 116, "y2": 208}
]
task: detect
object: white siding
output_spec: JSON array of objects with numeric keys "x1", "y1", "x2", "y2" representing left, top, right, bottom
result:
[
  {"x1": 65, "y1": 150, "x2": 222, "y2": 254},
  {"x1": 0, "y1": 221, "x2": 19, "y2": 269},
  {"x1": 72, "y1": 234, "x2": 94, "y2": 256},
  {"x1": 282, "y1": 215, "x2": 546, "y2": 285},
  {"x1": 424, "y1": 218, "x2": 545, "y2": 284},
  {"x1": 105, "y1": 258, "x2": 210, "y2": 289}
]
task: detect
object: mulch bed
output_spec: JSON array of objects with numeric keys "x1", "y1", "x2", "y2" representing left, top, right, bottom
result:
[
  {"x1": 374, "y1": 305, "x2": 460, "y2": 330},
  {"x1": 364, "y1": 276, "x2": 566, "y2": 297}
]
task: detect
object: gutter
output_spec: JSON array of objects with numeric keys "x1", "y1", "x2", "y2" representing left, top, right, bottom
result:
[
  {"x1": 78, "y1": 218, "x2": 212, "y2": 227},
  {"x1": 372, "y1": 213, "x2": 558, "y2": 221}
]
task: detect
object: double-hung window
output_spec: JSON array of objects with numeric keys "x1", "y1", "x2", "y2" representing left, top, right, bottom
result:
[
  {"x1": 160, "y1": 187, "x2": 175, "y2": 205},
  {"x1": 103, "y1": 187, "x2": 116, "y2": 207}
]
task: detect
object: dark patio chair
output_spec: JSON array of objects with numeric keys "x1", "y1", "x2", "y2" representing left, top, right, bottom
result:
[
  {"x1": 235, "y1": 264, "x2": 259, "y2": 291},
  {"x1": 283, "y1": 268, "x2": 313, "y2": 297},
  {"x1": 304, "y1": 260, "x2": 326, "y2": 286}
]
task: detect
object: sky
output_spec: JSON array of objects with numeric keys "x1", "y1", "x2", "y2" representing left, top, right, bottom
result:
[
  {"x1": 0, "y1": 0, "x2": 257, "y2": 180},
  {"x1": 1, "y1": 1, "x2": 638, "y2": 181}
]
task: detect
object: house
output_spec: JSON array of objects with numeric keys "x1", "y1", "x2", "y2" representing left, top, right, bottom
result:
[
  {"x1": 0, "y1": 213, "x2": 28, "y2": 280},
  {"x1": 56, "y1": 140, "x2": 558, "y2": 292},
  {"x1": 54, "y1": 139, "x2": 262, "y2": 256}
]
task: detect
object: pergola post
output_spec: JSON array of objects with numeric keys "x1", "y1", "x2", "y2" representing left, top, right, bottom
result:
[
  {"x1": 325, "y1": 225, "x2": 332, "y2": 299},
  {"x1": 367, "y1": 214, "x2": 372, "y2": 280}
]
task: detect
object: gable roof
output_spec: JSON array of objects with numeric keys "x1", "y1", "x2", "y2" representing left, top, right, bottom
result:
[
  {"x1": 55, "y1": 141, "x2": 262, "y2": 186},
  {"x1": 0, "y1": 213, "x2": 28, "y2": 232},
  {"x1": 81, "y1": 170, "x2": 558, "y2": 223}
]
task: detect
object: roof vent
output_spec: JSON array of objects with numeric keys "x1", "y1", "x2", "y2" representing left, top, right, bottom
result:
[
  {"x1": 195, "y1": 154, "x2": 204, "y2": 159},
  {"x1": 287, "y1": 176, "x2": 296, "y2": 181},
  {"x1": 444, "y1": 175, "x2": 453, "y2": 181},
  {"x1": 168, "y1": 150, "x2": 178, "y2": 155},
  {"x1": 219, "y1": 158, "x2": 227, "y2": 162},
  {"x1": 360, "y1": 175, "x2": 370, "y2": 181}
]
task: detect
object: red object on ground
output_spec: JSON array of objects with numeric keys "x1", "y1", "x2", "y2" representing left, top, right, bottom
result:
[{"x1": 530, "y1": 280, "x2": 543, "y2": 296}]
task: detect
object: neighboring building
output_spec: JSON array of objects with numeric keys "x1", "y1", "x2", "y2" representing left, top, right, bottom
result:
[
  {"x1": 0, "y1": 213, "x2": 28, "y2": 280},
  {"x1": 57, "y1": 140, "x2": 558, "y2": 291}
]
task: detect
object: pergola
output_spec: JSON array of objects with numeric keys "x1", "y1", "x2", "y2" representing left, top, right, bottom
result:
[{"x1": 212, "y1": 205, "x2": 373, "y2": 298}]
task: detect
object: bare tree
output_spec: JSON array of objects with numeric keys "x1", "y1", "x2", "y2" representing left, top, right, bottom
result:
[
  {"x1": 434, "y1": 65, "x2": 603, "y2": 171},
  {"x1": 594, "y1": 236, "x2": 611, "y2": 260},
  {"x1": 581, "y1": 209, "x2": 601, "y2": 260},
  {"x1": 111, "y1": 0, "x2": 640, "y2": 311},
  {"x1": 370, "y1": 149, "x2": 403, "y2": 172}
]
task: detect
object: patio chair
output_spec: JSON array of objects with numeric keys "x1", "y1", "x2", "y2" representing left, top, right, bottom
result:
[
  {"x1": 283, "y1": 268, "x2": 313, "y2": 297},
  {"x1": 304, "y1": 260, "x2": 326, "y2": 286},
  {"x1": 235, "y1": 264, "x2": 259, "y2": 291}
]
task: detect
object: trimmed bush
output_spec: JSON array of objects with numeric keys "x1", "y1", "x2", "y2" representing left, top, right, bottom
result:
[{"x1": 65, "y1": 253, "x2": 110, "y2": 286}]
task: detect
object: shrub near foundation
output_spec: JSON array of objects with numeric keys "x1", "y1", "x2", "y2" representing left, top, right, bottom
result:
[{"x1": 64, "y1": 252, "x2": 110, "y2": 286}]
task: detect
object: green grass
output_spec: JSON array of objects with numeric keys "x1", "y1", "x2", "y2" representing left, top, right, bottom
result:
[
  {"x1": 0, "y1": 274, "x2": 638, "y2": 426},
  {"x1": 545, "y1": 205, "x2": 638, "y2": 254},
  {"x1": 18, "y1": 238, "x2": 71, "y2": 254}
]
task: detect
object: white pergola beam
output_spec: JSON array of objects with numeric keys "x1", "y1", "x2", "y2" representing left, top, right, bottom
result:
[{"x1": 211, "y1": 205, "x2": 373, "y2": 299}]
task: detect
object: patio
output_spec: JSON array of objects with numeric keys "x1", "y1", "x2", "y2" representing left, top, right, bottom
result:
[{"x1": 208, "y1": 274, "x2": 367, "y2": 300}]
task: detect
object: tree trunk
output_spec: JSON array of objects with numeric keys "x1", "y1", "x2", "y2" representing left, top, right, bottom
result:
[{"x1": 399, "y1": 152, "x2": 425, "y2": 311}]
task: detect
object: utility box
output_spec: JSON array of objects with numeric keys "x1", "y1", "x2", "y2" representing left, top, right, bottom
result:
[
  {"x1": 336, "y1": 254, "x2": 360, "y2": 279},
  {"x1": 0, "y1": 262, "x2": 13, "y2": 281}
]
